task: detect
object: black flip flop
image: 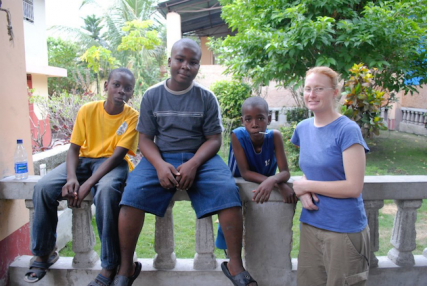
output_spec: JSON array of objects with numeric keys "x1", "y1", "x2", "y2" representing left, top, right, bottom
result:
[
  {"x1": 88, "y1": 273, "x2": 114, "y2": 286},
  {"x1": 221, "y1": 261, "x2": 257, "y2": 286},
  {"x1": 23, "y1": 252, "x2": 59, "y2": 283},
  {"x1": 112, "y1": 261, "x2": 142, "y2": 286}
]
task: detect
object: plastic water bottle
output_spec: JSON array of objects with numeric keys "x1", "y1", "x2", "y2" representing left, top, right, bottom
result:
[{"x1": 14, "y1": 139, "x2": 29, "y2": 180}]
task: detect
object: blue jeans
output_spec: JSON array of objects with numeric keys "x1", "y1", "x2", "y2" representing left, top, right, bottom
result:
[
  {"x1": 121, "y1": 153, "x2": 241, "y2": 219},
  {"x1": 31, "y1": 157, "x2": 128, "y2": 270}
]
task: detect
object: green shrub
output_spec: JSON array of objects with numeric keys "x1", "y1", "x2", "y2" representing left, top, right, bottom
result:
[
  {"x1": 286, "y1": 107, "x2": 310, "y2": 123},
  {"x1": 280, "y1": 123, "x2": 300, "y2": 172},
  {"x1": 210, "y1": 79, "x2": 252, "y2": 128},
  {"x1": 211, "y1": 80, "x2": 252, "y2": 156},
  {"x1": 342, "y1": 63, "x2": 388, "y2": 138},
  {"x1": 30, "y1": 92, "x2": 104, "y2": 141}
]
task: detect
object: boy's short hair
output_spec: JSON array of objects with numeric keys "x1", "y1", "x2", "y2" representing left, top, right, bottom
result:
[
  {"x1": 108, "y1": 68, "x2": 135, "y2": 82},
  {"x1": 241, "y1": 96, "x2": 269, "y2": 116},
  {"x1": 171, "y1": 38, "x2": 202, "y2": 59}
]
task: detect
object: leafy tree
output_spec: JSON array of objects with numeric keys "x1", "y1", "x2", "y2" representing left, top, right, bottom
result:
[
  {"x1": 116, "y1": 19, "x2": 163, "y2": 98},
  {"x1": 80, "y1": 46, "x2": 118, "y2": 93},
  {"x1": 49, "y1": 14, "x2": 106, "y2": 51},
  {"x1": 47, "y1": 37, "x2": 94, "y2": 95},
  {"x1": 210, "y1": 0, "x2": 427, "y2": 94},
  {"x1": 78, "y1": 0, "x2": 167, "y2": 99},
  {"x1": 81, "y1": 0, "x2": 162, "y2": 64}
]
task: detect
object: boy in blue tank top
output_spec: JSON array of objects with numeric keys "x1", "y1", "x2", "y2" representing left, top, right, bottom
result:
[{"x1": 216, "y1": 97, "x2": 296, "y2": 252}]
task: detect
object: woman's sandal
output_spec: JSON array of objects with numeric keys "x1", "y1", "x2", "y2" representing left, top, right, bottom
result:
[
  {"x1": 221, "y1": 261, "x2": 258, "y2": 286},
  {"x1": 112, "y1": 262, "x2": 141, "y2": 286},
  {"x1": 23, "y1": 252, "x2": 59, "y2": 283}
]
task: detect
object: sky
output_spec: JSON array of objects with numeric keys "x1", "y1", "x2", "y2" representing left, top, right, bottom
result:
[{"x1": 45, "y1": 0, "x2": 88, "y2": 30}]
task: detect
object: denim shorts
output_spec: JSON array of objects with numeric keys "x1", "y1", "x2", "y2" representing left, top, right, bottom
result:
[{"x1": 120, "y1": 153, "x2": 242, "y2": 218}]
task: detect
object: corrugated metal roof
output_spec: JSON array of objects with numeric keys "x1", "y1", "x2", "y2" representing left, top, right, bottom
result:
[{"x1": 156, "y1": 0, "x2": 233, "y2": 37}]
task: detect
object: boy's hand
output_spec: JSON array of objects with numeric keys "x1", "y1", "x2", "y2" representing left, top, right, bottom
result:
[
  {"x1": 73, "y1": 183, "x2": 92, "y2": 208},
  {"x1": 252, "y1": 177, "x2": 276, "y2": 203},
  {"x1": 278, "y1": 183, "x2": 298, "y2": 204},
  {"x1": 62, "y1": 178, "x2": 79, "y2": 208},
  {"x1": 156, "y1": 162, "x2": 180, "y2": 189},
  {"x1": 298, "y1": 193, "x2": 319, "y2": 210},
  {"x1": 176, "y1": 161, "x2": 197, "y2": 191}
]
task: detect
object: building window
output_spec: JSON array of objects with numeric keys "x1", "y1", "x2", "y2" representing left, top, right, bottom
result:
[{"x1": 23, "y1": 0, "x2": 34, "y2": 23}]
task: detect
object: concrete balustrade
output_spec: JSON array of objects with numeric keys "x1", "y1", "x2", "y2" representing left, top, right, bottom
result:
[
  {"x1": 399, "y1": 107, "x2": 427, "y2": 136},
  {"x1": 1, "y1": 175, "x2": 427, "y2": 286}
]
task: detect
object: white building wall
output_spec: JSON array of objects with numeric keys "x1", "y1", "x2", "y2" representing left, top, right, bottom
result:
[{"x1": 23, "y1": 0, "x2": 48, "y2": 67}]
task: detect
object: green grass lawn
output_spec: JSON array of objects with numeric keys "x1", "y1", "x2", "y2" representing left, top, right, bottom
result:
[{"x1": 60, "y1": 130, "x2": 427, "y2": 259}]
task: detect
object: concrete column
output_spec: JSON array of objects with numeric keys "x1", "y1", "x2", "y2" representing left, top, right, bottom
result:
[
  {"x1": 72, "y1": 201, "x2": 99, "y2": 268},
  {"x1": 243, "y1": 201, "x2": 295, "y2": 286},
  {"x1": 25, "y1": 200, "x2": 35, "y2": 252},
  {"x1": 364, "y1": 200, "x2": 384, "y2": 268},
  {"x1": 193, "y1": 216, "x2": 217, "y2": 270},
  {"x1": 271, "y1": 110, "x2": 277, "y2": 122},
  {"x1": 154, "y1": 201, "x2": 177, "y2": 269},
  {"x1": 200, "y1": 37, "x2": 213, "y2": 65},
  {"x1": 387, "y1": 199, "x2": 422, "y2": 267},
  {"x1": 166, "y1": 12, "x2": 182, "y2": 57}
]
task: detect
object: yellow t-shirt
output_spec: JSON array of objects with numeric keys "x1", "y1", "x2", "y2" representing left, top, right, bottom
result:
[{"x1": 70, "y1": 101, "x2": 139, "y2": 171}]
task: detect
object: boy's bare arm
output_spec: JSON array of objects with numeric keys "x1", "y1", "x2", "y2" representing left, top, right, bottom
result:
[
  {"x1": 176, "y1": 133, "x2": 222, "y2": 190},
  {"x1": 68, "y1": 145, "x2": 130, "y2": 208},
  {"x1": 139, "y1": 133, "x2": 179, "y2": 189}
]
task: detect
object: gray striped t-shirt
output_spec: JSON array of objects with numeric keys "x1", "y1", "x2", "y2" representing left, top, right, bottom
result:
[{"x1": 136, "y1": 80, "x2": 223, "y2": 153}]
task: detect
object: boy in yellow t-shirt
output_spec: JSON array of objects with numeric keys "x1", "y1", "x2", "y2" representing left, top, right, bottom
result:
[{"x1": 24, "y1": 68, "x2": 139, "y2": 286}]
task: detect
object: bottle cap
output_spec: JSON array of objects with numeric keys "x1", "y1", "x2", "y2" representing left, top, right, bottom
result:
[{"x1": 17, "y1": 139, "x2": 23, "y2": 144}]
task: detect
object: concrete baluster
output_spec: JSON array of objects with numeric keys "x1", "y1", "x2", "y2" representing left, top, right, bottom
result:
[
  {"x1": 364, "y1": 199, "x2": 384, "y2": 268},
  {"x1": 194, "y1": 216, "x2": 217, "y2": 270},
  {"x1": 401, "y1": 109, "x2": 407, "y2": 123},
  {"x1": 154, "y1": 201, "x2": 177, "y2": 269},
  {"x1": 72, "y1": 201, "x2": 99, "y2": 268},
  {"x1": 25, "y1": 200, "x2": 35, "y2": 251},
  {"x1": 409, "y1": 111, "x2": 415, "y2": 124},
  {"x1": 414, "y1": 112, "x2": 420, "y2": 126},
  {"x1": 417, "y1": 112, "x2": 424, "y2": 126},
  {"x1": 387, "y1": 199, "x2": 422, "y2": 267}
]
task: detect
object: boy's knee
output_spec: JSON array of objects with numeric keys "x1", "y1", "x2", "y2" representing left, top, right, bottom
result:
[
  {"x1": 94, "y1": 185, "x2": 122, "y2": 205},
  {"x1": 33, "y1": 181, "x2": 60, "y2": 201}
]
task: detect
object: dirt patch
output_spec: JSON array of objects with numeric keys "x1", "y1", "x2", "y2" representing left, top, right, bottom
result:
[{"x1": 381, "y1": 204, "x2": 397, "y2": 215}]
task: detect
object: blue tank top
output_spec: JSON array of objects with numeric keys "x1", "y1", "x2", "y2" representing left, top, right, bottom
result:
[{"x1": 228, "y1": 127, "x2": 277, "y2": 177}]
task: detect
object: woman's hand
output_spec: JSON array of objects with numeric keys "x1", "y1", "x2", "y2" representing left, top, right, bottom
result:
[
  {"x1": 298, "y1": 193, "x2": 319, "y2": 210},
  {"x1": 293, "y1": 175, "x2": 319, "y2": 210}
]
